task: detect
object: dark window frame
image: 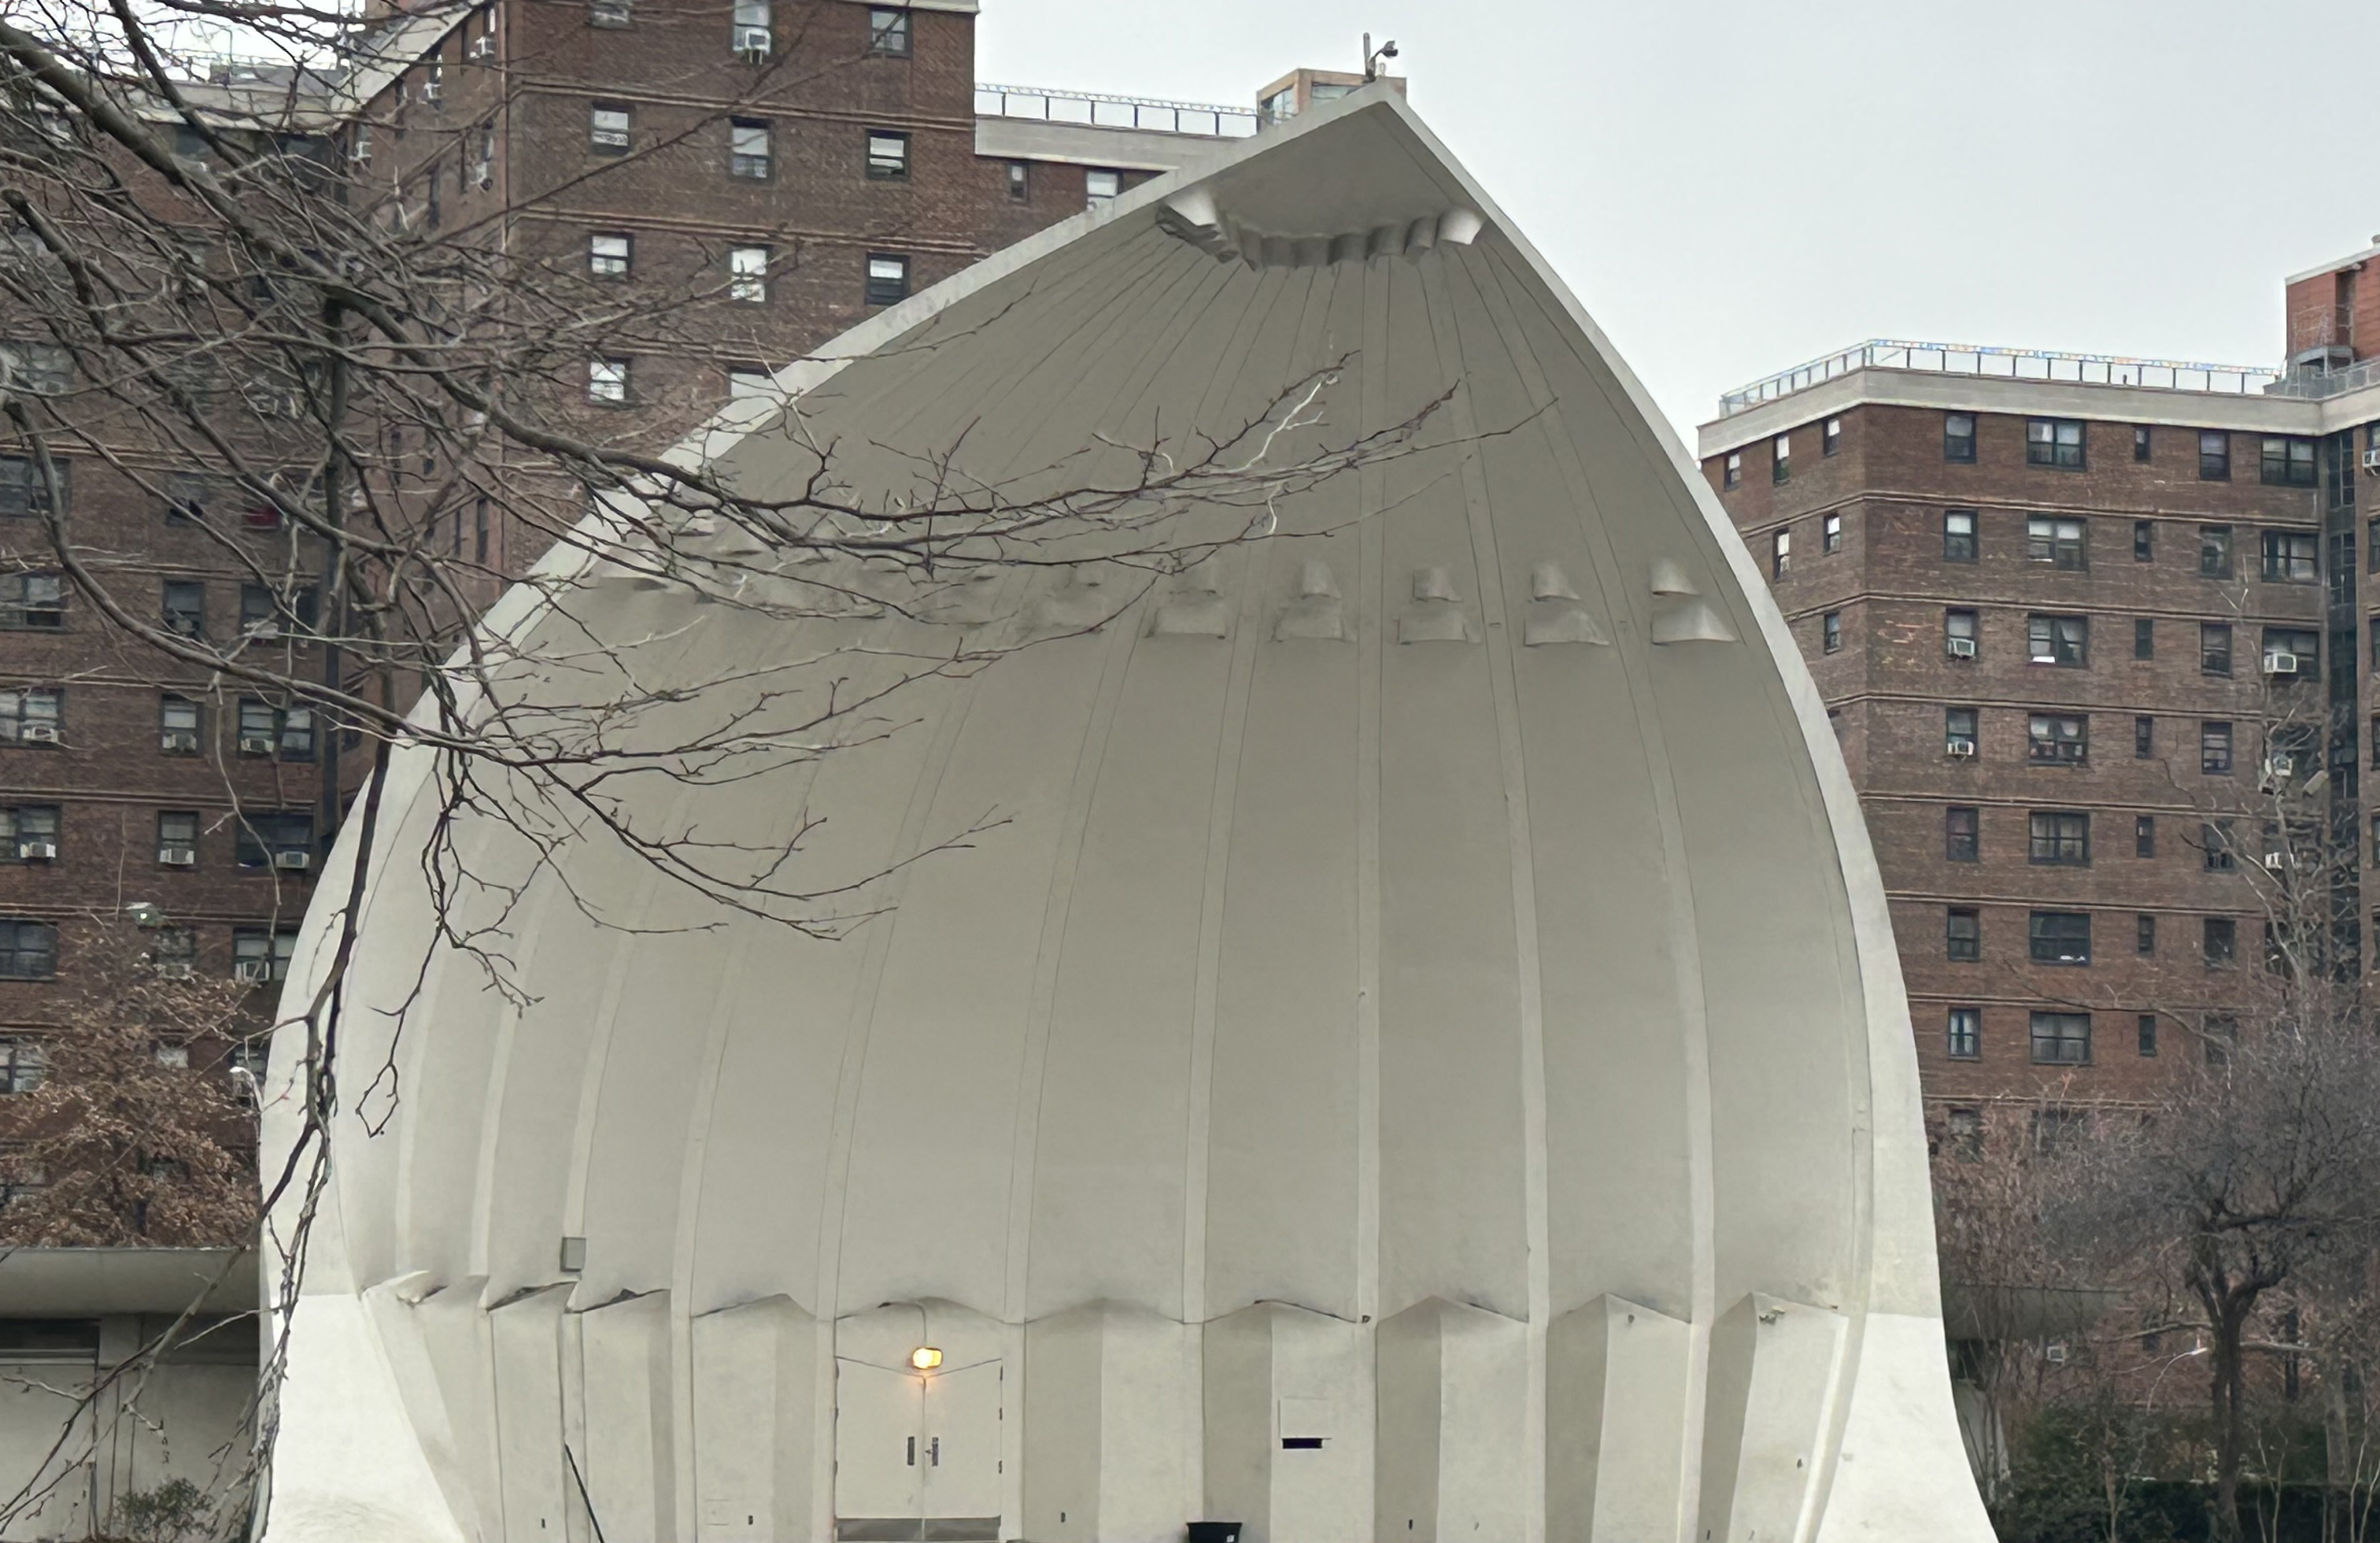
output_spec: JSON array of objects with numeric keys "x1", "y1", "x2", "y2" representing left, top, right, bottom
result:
[
  {"x1": 1946, "y1": 1008, "x2": 1980, "y2": 1060},
  {"x1": 1942, "y1": 508, "x2": 1976, "y2": 562},
  {"x1": 2025, "y1": 416, "x2": 2086, "y2": 470},
  {"x1": 1946, "y1": 907, "x2": 1980, "y2": 961},
  {"x1": 1945, "y1": 805, "x2": 1979, "y2": 862},
  {"x1": 2199, "y1": 430, "x2": 2230, "y2": 481},
  {"x1": 2027, "y1": 911, "x2": 2092, "y2": 967},
  {"x1": 2029, "y1": 1010, "x2": 2092, "y2": 1064},
  {"x1": 2028, "y1": 810, "x2": 2090, "y2": 866},
  {"x1": 1943, "y1": 413, "x2": 1976, "y2": 464}
]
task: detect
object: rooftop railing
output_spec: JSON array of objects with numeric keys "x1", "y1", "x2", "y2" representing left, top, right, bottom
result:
[
  {"x1": 2267, "y1": 357, "x2": 2380, "y2": 400},
  {"x1": 1718, "y1": 339, "x2": 2282, "y2": 417},
  {"x1": 974, "y1": 84, "x2": 1259, "y2": 139}
]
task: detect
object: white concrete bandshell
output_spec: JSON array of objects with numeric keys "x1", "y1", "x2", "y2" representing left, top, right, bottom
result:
[{"x1": 261, "y1": 90, "x2": 1994, "y2": 1542}]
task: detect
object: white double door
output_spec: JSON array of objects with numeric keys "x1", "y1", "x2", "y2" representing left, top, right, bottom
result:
[{"x1": 834, "y1": 1357, "x2": 1002, "y2": 1537}]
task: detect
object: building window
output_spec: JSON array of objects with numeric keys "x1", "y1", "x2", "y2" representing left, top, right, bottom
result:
[
  {"x1": 232, "y1": 927, "x2": 299, "y2": 983},
  {"x1": 2260, "y1": 529, "x2": 2318, "y2": 583},
  {"x1": 2198, "y1": 524, "x2": 2234, "y2": 577},
  {"x1": 1823, "y1": 416, "x2": 1842, "y2": 457},
  {"x1": 2200, "y1": 622, "x2": 2232, "y2": 676},
  {"x1": 865, "y1": 253, "x2": 909, "y2": 306},
  {"x1": 728, "y1": 118, "x2": 771, "y2": 179},
  {"x1": 2204, "y1": 916, "x2": 2236, "y2": 966},
  {"x1": 1820, "y1": 612, "x2": 1840, "y2": 653},
  {"x1": 866, "y1": 130, "x2": 911, "y2": 179},
  {"x1": 2027, "y1": 713, "x2": 2086, "y2": 765},
  {"x1": 2029, "y1": 1011, "x2": 2091, "y2": 1064},
  {"x1": 1946, "y1": 805, "x2": 1979, "y2": 861},
  {"x1": 2133, "y1": 617, "x2": 2153, "y2": 659},
  {"x1": 2028, "y1": 912, "x2": 2090, "y2": 966},
  {"x1": 1771, "y1": 529, "x2": 1791, "y2": 578},
  {"x1": 2135, "y1": 815, "x2": 2155, "y2": 857},
  {"x1": 1941, "y1": 508, "x2": 1976, "y2": 562},
  {"x1": 157, "y1": 810, "x2": 198, "y2": 867},
  {"x1": 0, "y1": 921, "x2": 57, "y2": 980},
  {"x1": 2026, "y1": 417, "x2": 2085, "y2": 469},
  {"x1": 2029, "y1": 811, "x2": 2090, "y2": 865},
  {"x1": 2133, "y1": 425, "x2": 2152, "y2": 462},
  {"x1": 1946, "y1": 907, "x2": 1979, "y2": 961},
  {"x1": 1944, "y1": 1106, "x2": 1983, "y2": 1160},
  {"x1": 589, "y1": 104, "x2": 630, "y2": 151},
  {"x1": 730, "y1": 0, "x2": 771, "y2": 55},
  {"x1": 2135, "y1": 1014, "x2": 2157, "y2": 1056},
  {"x1": 160, "y1": 695, "x2": 199, "y2": 753},
  {"x1": 2134, "y1": 520, "x2": 2153, "y2": 561},
  {"x1": 0, "y1": 343, "x2": 68, "y2": 396},
  {"x1": 0, "y1": 573, "x2": 64, "y2": 631},
  {"x1": 1822, "y1": 512, "x2": 1842, "y2": 553},
  {"x1": 2026, "y1": 516, "x2": 2086, "y2": 568},
  {"x1": 2138, "y1": 913, "x2": 2156, "y2": 953},
  {"x1": 1771, "y1": 433, "x2": 1791, "y2": 485},
  {"x1": 2134, "y1": 716, "x2": 2153, "y2": 757},
  {"x1": 0, "y1": 1038, "x2": 45, "y2": 1092},
  {"x1": 727, "y1": 246, "x2": 768, "y2": 303},
  {"x1": 2026, "y1": 613, "x2": 2087, "y2": 666},
  {"x1": 2260, "y1": 435, "x2": 2318, "y2": 487},
  {"x1": 0, "y1": 456, "x2": 65, "y2": 517},
  {"x1": 2201, "y1": 722, "x2": 2234, "y2": 775},
  {"x1": 1946, "y1": 1008, "x2": 1980, "y2": 1060},
  {"x1": 1006, "y1": 160, "x2": 1029, "y2": 202},
  {"x1": 2262, "y1": 627, "x2": 2317, "y2": 679},
  {"x1": 0, "y1": 688, "x2": 61, "y2": 748},
  {"x1": 237, "y1": 698, "x2": 314, "y2": 760},
  {"x1": 2199, "y1": 430, "x2": 2230, "y2": 480},
  {"x1": 589, "y1": 0, "x2": 631, "y2": 25},
  {"x1": 1943, "y1": 413, "x2": 1975, "y2": 464},
  {"x1": 1946, "y1": 706, "x2": 1978, "y2": 757},
  {"x1": 235, "y1": 811, "x2": 314, "y2": 872},
  {"x1": 1085, "y1": 168, "x2": 1122, "y2": 209},
  {"x1": 867, "y1": 6, "x2": 911, "y2": 55},
  {"x1": 1722, "y1": 452, "x2": 1740, "y2": 490},
  {"x1": 588, "y1": 232, "x2": 630, "y2": 278},
  {"x1": 1944, "y1": 609, "x2": 1977, "y2": 658},
  {"x1": 2201, "y1": 820, "x2": 2237, "y2": 872},
  {"x1": 0, "y1": 805, "x2": 59, "y2": 864},
  {"x1": 161, "y1": 580, "x2": 205, "y2": 638},
  {"x1": 588, "y1": 358, "x2": 628, "y2": 404}
]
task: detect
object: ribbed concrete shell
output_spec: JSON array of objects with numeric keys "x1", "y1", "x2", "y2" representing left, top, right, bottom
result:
[{"x1": 261, "y1": 90, "x2": 1992, "y2": 1543}]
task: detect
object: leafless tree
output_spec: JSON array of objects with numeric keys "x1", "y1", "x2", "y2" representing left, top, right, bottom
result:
[{"x1": 0, "y1": 2, "x2": 1452, "y2": 1529}]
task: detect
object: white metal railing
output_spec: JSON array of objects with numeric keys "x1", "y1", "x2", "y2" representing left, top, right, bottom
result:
[
  {"x1": 2267, "y1": 356, "x2": 2380, "y2": 399},
  {"x1": 974, "y1": 83, "x2": 1259, "y2": 139},
  {"x1": 1718, "y1": 339, "x2": 2282, "y2": 417}
]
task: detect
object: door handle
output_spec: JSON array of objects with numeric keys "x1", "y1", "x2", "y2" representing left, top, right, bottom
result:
[
  {"x1": 930, "y1": 1437, "x2": 941, "y2": 1466},
  {"x1": 907, "y1": 1436, "x2": 915, "y2": 1467}
]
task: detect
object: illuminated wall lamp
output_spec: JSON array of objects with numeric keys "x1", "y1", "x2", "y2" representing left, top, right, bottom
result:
[{"x1": 910, "y1": 1346, "x2": 943, "y2": 1372}]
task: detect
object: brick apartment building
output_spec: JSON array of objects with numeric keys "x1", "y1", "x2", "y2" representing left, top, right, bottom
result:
[
  {"x1": 0, "y1": 0, "x2": 1298, "y2": 1084},
  {"x1": 1697, "y1": 244, "x2": 2380, "y2": 1139}
]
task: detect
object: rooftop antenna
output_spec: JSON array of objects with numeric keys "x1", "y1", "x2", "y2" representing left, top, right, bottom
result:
[{"x1": 1363, "y1": 33, "x2": 1399, "y2": 83}]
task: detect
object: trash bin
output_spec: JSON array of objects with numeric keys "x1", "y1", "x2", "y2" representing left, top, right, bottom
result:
[{"x1": 1186, "y1": 1525, "x2": 1242, "y2": 1543}]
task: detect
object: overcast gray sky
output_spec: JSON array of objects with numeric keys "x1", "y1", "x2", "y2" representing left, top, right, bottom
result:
[{"x1": 980, "y1": 0, "x2": 2380, "y2": 440}]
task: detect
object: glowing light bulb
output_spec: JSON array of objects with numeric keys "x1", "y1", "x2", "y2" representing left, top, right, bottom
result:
[{"x1": 910, "y1": 1346, "x2": 943, "y2": 1371}]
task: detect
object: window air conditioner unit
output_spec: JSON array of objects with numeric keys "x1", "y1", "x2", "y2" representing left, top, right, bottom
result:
[
  {"x1": 2264, "y1": 852, "x2": 2288, "y2": 871},
  {"x1": 154, "y1": 961, "x2": 194, "y2": 980},
  {"x1": 2265, "y1": 755, "x2": 2295, "y2": 779},
  {"x1": 161, "y1": 731, "x2": 198, "y2": 753},
  {"x1": 17, "y1": 841, "x2": 56, "y2": 862},
  {"x1": 245, "y1": 620, "x2": 283, "y2": 639},
  {"x1": 2044, "y1": 1341, "x2": 2069, "y2": 1366},
  {"x1": 2264, "y1": 652, "x2": 2301, "y2": 675},
  {"x1": 235, "y1": 960, "x2": 272, "y2": 982},
  {"x1": 733, "y1": 24, "x2": 771, "y2": 57},
  {"x1": 470, "y1": 162, "x2": 492, "y2": 190},
  {"x1": 468, "y1": 35, "x2": 495, "y2": 58},
  {"x1": 420, "y1": 79, "x2": 442, "y2": 102},
  {"x1": 275, "y1": 850, "x2": 312, "y2": 871},
  {"x1": 238, "y1": 734, "x2": 275, "y2": 755},
  {"x1": 160, "y1": 846, "x2": 196, "y2": 867},
  {"x1": 2363, "y1": 448, "x2": 2380, "y2": 474},
  {"x1": 1946, "y1": 738, "x2": 1976, "y2": 758},
  {"x1": 1945, "y1": 637, "x2": 1976, "y2": 657},
  {"x1": 19, "y1": 723, "x2": 59, "y2": 744}
]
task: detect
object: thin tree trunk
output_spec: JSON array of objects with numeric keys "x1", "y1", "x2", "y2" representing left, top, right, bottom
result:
[{"x1": 2215, "y1": 1297, "x2": 2250, "y2": 1543}]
